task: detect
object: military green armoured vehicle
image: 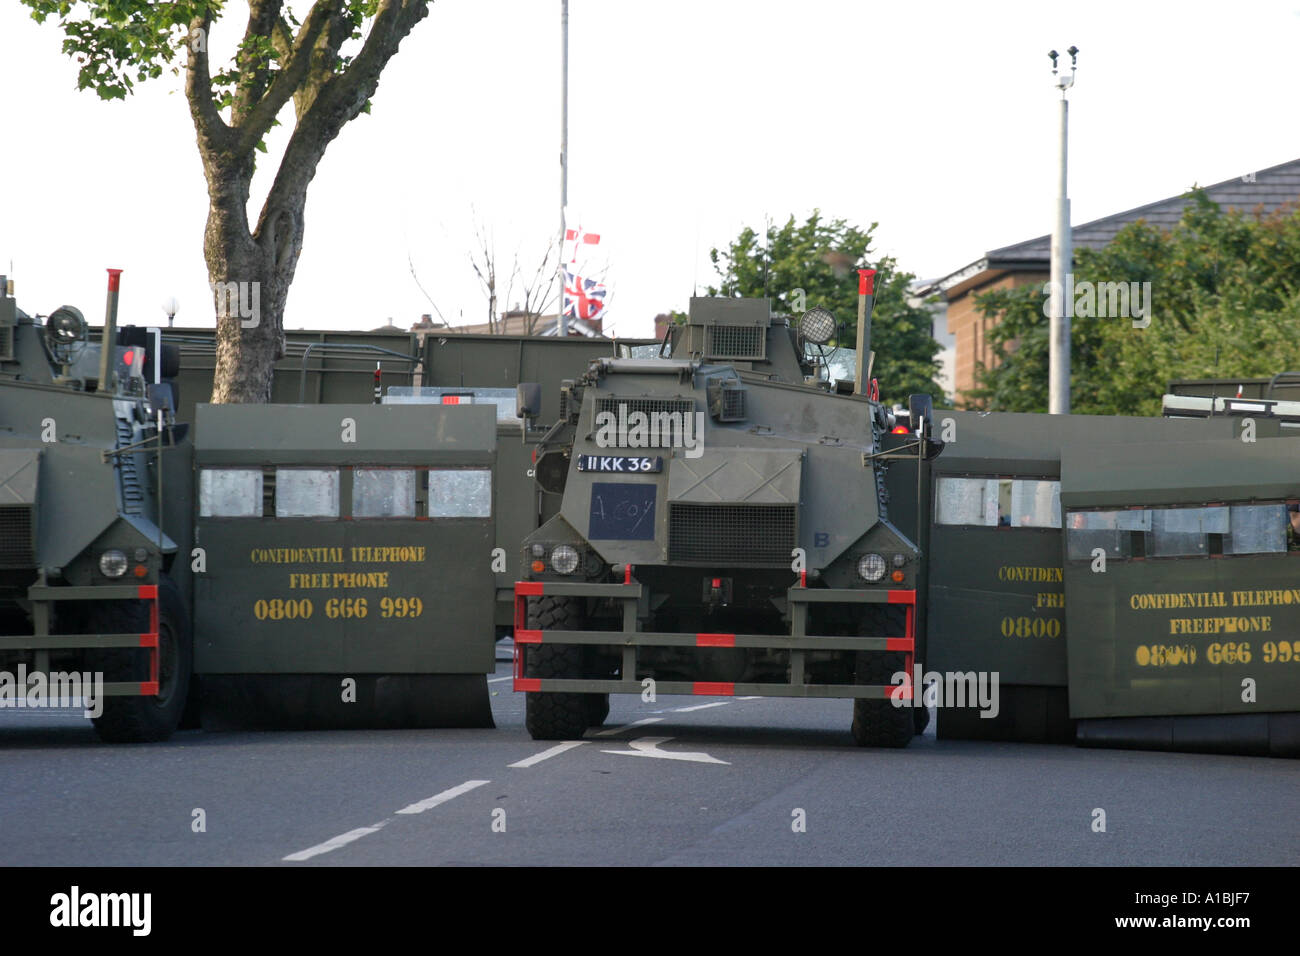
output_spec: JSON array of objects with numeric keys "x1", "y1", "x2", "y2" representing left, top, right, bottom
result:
[
  {"x1": 0, "y1": 271, "x2": 194, "y2": 742},
  {"x1": 514, "y1": 277, "x2": 943, "y2": 745}
]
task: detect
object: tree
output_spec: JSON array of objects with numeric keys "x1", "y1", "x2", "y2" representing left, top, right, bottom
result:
[
  {"x1": 23, "y1": 0, "x2": 432, "y2": 402},
  {"x1": 968, "y1": 191, "x2": 1300, "y2": 415},
  {"x1": 708, "y1": 211, "x2": 945, "y2": 404},
  {"x1": 467, "y1": 220, "x2": 560, "y2": 335}
]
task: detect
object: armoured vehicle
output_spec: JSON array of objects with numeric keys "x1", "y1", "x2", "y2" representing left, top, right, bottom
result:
[
  {"x1": 514, "y1": 274, "x2": 943, "y2": 745},
  {"x1": 0, "y1": 270, "x2": 654, "y2": 742},
  {"x1": 0, "y1": 271, "x2": 194, "y2": 742}
]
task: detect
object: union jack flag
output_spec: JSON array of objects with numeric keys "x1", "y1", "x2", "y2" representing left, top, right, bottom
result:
[{"x1": 563, "y1": 270, "x2": 607, "y2": 322}]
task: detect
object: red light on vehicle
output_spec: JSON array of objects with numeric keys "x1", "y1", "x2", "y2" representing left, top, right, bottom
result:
[
  {"x1": 891, "y1": 425, "x2": 909, "y2": 435},
  {"x1": 711, "y1": 578, "x2": 721, "y2": 588},
  {"x1": 441, "y1": 395, "x2": 462, "y2": 404},
  {"x1": 123, "y1": 350, "x2": 135, "y2": 365}
]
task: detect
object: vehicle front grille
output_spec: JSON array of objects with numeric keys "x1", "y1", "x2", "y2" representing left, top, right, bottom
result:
[
  {"x1": 593, "y1": 397, "x2": 696, "y2": 448},
  {"x1": 0, "y1": 505, "x2": 35, "y2": 568},
  {"x1": 721, "y1": 386, "x2": 745, "y2": 421},
  {"x1": 668, "y1": 503, "x2": 796, "y2": 566},
  {"x1": 704, "y1": 324, "x2": 765, "y2": 360}
]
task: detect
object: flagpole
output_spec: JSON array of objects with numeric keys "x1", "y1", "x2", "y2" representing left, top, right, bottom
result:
[{"x1": 557, "y1": 0, "x2": 569, "y2": 337}]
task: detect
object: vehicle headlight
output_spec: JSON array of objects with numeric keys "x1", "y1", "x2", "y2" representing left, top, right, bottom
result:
[
  {"x1": 550, "y1": 544, "x2": 580, "y2": 575},
  {"x1": 800, "y1": 307, "x2": 836, "y2": 345},
  {"x1": 99, "y1": 549, "x2": 128, "y2": 578},
  {"x1": 857, "y1": 553, "x2": 886, "y2": 582}
]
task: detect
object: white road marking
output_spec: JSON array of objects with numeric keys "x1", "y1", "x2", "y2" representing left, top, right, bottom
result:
[
  {"x1": 673, "y1": 701, "x2": 728, "y2": 712},
  {"x1": 601, "y1": 736, "x2": 729, "y2": 765},
  {"x1": 487, "y1": 676, "x2": 513, "y2": 683},
  {"x1": 283, "y1": 823, "x2": 387, "y2": 862},
  {"x1": 395, "y1": 779, "x2": 490, "y2": 815},
  {"x1": 508, "y1": 741, "x2": 586, "y2": 768},
  {"x1": 593, "y1": 717, "x2": 664, "y2": 737},
  {"x1": 737, "y1": 696, "x2": 761, "y2": 700}
]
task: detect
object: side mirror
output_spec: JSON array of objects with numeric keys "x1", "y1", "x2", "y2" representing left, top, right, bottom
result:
[
  {"x1": 516, "y1": 382, "x2": 542, "y2": 420},
  {"x1": 147, "y1": 382, "x2": 175, "y2": 415},
  {"x1": 907, "y1": 393, "x2": 933, "y2": 438}
]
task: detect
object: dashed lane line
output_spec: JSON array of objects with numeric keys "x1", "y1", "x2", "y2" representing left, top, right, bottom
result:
[
  {"x1": 283, "y1": 780, "x2": 490, "y2": 862},
  {"x1": 508, "y1": 741, "x2": 586, "y2": 768},
  {"x1": 395, "y1": 779, "x2": 491, "y2": 815},
  {"x1": 283, "y1": 822, "x2": 389, "y2": 862}
]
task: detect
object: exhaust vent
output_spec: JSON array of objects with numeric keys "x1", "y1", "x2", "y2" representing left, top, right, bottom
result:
[
  {"x1": 704, "y1": 324, "x2": 765, "y2": 361},
  {"x1": 668, "y1": 503, "x2": 796, "y2": 566},
  {"x1": 708, "y1": 380, "x2": 747, "y2": 422}
]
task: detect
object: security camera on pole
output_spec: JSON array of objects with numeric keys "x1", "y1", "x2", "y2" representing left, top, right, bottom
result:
[{"x1": 1048, "y1": 46, "x2": 1077, "y2": 415}]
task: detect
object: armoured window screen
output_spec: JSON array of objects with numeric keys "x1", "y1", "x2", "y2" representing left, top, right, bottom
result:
[
  {"x1": 275, "y1": 469, "x2": 339, "y2": 518},
  {"x1": 1065, "y1": 510, "x2": 1144, "y2": 561},
  {"x1": 353, "y1": 469, "x2": 417, "y2": 518},
  {"x1": 705, "y1": 324, "x2": 765, "y2": 359},
  {"x1": 1009, "y1": 480, "x2": 1061, "y2": 529},
  {"x1": 668, "y1": 503, "x2": 796, "y2": 565},
  {"x1": 1225, "y1": 504, "x2": 1287, "y2": 555},
  {"x1": 428, "y1": 469, "x2": 491, "y2": 518},
  {"x1": 1148, "y1": 506, "x2": 1226, "y2": 557},
  {"x1": 934, "y1": 478, "x2": 998, "y2": 526},
  {"x1": 199, "y1": 468, "x2": 263, "y2": 518}
]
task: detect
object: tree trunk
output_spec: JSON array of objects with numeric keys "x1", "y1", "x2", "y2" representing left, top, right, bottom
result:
[
  {"x1": 184, "y1": 1, "x2": 431, "y2": 403},
  {"x1": 205, "y1": 166, "x2": 304, "y2": 404}
]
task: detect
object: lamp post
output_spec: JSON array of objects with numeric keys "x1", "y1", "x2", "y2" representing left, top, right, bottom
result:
[
  {"x1": 161, "y1": 296, "x2": 178, "y2": 328},
  {"x1": 1048, "y1": 46, "x2": 1077, "y2": 415}
]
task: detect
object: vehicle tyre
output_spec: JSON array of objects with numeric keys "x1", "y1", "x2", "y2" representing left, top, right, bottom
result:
[
  {"x1": 585, "y1": 693, "x2": 610, "y2": 728},
  {"x1": 850, "y1": 607, "x2": 914, "y2": 748},
  {"x1": 524, "y1": 595, "x2": 589, "y2": 741},
  {"x1": 86, "y1": 574, "x2": 192, "y2": 743}
]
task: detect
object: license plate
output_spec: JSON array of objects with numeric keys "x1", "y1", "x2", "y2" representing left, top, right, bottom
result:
[{"x1": 577, "y1": 455, "x2": 663, "y2": 474}]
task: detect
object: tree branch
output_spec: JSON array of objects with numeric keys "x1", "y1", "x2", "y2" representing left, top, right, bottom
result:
[
  {"x1": 236, "y1": 0, "x2": 345, "y2": 155},
  {"x1": 255, "y1": 0, "x2": 430, "y2": 246},
  {"x1": 231, "y1": 0, "x2": 284, "y2": 124},
  {"x1": 185, "y1": 10, "x2": 233, "y2": 153}
]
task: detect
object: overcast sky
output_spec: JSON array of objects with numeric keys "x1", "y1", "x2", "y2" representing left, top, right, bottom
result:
[{"x1": 2, "y1": 0, "x2": 1298, "y2": 339}]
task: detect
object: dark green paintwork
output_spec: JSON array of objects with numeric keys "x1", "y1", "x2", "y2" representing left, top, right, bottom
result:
[
  {"x1": 193, "y1": 403, "x2": 497, "y2": 675},
  {"x1": 1062, "y1": 436, "x2": 1300, "y2": 720}
]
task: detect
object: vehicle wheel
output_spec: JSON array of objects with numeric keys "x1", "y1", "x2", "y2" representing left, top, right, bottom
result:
[
  {"x1": 86, "y1": 574, "x2": 192, "y2": 743},
  {"x1": 524, "y1": 595, "x2": 589, "y2": 741},
  {"x1": 850, "y1": 606, "x2": 913, "y2": 749},
  {"x1": 585, "y1": 693, "x2": 610, "y2": 728},
  {"x1": 851, "y1": 650, "x2": 913, "y2": 748}
]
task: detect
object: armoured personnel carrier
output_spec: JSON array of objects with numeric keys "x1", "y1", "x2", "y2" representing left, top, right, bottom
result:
[
  {"x1": 515, "y1": 273, "x2": 943, "y2": 745},
  {"x1": 0, "y1": 271, "x2": 193, "y2": 742}
]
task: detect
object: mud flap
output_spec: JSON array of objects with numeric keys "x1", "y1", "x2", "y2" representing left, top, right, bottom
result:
[
  {"x1": 1076, "y1": 713, "x2": 1300, "y2": 758},
  {"x1": 198, "y1": 674, "x2": 494, "y2": 731}
]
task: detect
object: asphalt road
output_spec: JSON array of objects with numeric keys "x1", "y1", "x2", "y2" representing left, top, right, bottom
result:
[{"x1": 1, "y1": 658, "x2": 1296, "y2": 866}]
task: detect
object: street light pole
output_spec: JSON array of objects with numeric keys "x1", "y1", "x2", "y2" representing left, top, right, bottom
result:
[
  {"x1": 557, "y1": 0, "x2": 569, "y2": 338},
  {"x1": 1048, "y1": 46, "x2": 1077, "y2": 415}
]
